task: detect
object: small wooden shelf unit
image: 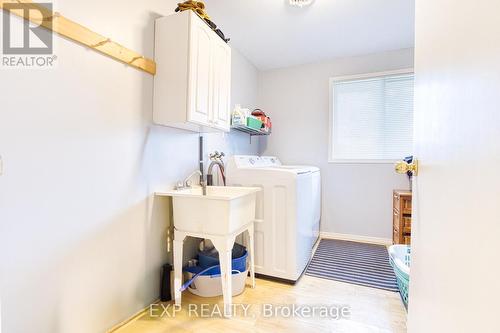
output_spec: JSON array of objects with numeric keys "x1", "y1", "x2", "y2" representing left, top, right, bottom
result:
[{"x1": 393, "y1": 190, "x2": 412, "y2": 245}]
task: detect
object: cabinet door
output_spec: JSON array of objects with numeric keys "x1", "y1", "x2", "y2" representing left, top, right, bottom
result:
[
  {"x1": 188, "y1": 18, "x2": 212, "y2": 126},
  {"x1": 210, "y1": 38, "x2": 232, "y2": 131}
]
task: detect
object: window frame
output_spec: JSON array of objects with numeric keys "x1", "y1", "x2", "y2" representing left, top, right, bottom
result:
[{"x1": 328, "y1": 68, "x2": 414, "y2": 164}]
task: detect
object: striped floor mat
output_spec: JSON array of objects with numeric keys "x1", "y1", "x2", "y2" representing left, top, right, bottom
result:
[{"x1": 305, "y1": 239, "x2": 398, "y2": 292}]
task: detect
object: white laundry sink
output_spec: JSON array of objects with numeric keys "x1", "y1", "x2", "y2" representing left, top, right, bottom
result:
[{"x1": 156, "y1": 186, "x2": 260, "y2": 235}]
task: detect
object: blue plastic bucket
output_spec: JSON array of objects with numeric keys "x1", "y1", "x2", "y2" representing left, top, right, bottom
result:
[
  {"x1": 180, "y1": 250, "x2": 248, "y2": 292},
  {"x1": 198, "y1": 250, "x2": 247, "y2": 274}
]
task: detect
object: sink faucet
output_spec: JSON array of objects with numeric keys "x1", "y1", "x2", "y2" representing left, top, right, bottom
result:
[
  {"x1": 177, "y1": 170, "x2": 201, "y2": 188},
  {"x1": 175, "y1": 136, "x2": 208, "y2": 195},
  {"x1": 175, "y1": 169, "x2": 207, "y2": 194}
]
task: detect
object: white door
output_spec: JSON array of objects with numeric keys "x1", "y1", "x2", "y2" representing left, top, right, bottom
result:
[
  {"x1": 210, "y1": 38, "x2": 231, "y2": 131},
  {"x1": 408, "y1": 1, "x2": 500, "y2": 332},
  {"x1": 188, "y1": 18, "x2": 212, "y2": 126}
]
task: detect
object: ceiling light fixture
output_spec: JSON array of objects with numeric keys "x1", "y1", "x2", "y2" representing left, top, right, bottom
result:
[{"x1": 289, "y1": 0, "x2": 314, "y2": 8}]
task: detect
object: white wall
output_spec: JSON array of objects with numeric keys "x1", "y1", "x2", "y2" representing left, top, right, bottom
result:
[
  {"x1": 408, "y1": 0, "x2": 500, "y2": 331},
  {"x1": 0, "y1": 1, "x2": 259, "y2": 332},
  {"x1": 258, "y1": 48, "x2": 414, "y2": 240}
]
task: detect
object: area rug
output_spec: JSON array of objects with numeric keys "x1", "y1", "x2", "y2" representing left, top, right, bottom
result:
[{"x1": 305, "y1": 239, "x2": 398, "y2": 292}]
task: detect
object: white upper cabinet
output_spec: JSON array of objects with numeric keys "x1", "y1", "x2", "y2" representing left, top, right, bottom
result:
[
  {"x1": 211, "y1": 37, "x2": 232, "y2": 131},
  {"x1": 153, "y1": 11, "x2": 232, "y2": 132}
]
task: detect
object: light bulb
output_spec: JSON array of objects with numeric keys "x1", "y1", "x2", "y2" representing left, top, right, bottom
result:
[{"x1": 289, "y1": 0, "x2": 314, "y2": 8}]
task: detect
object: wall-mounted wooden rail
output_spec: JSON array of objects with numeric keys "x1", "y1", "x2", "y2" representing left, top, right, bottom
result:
[{"x1": 0, "y1": 0, "x2": 156, "y2": 75}]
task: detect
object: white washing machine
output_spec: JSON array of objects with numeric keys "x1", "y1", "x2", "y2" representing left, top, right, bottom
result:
[{"x1": 226, "y1": 155, "x2": 320, "y2": 282}]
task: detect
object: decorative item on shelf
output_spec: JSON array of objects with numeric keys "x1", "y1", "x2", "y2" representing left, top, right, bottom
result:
[
  {"x1": 252, "y1": 109, "x2": 272, "y2": 134},
  {"x1": 174, "y1": 1, "x2": 230, "y2": 43},
  {"x1": 231, "y1": 106, "x2": 271, "y2": 140},
  {"x1": 231, "y1": 104, "x2": 250, "y2": 126},
  {"x1": 246, "y1": 116, "x2": 263, "y2": 130}
]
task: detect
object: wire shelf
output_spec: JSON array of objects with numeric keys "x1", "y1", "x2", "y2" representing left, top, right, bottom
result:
[{"x1": 231, "y1": 125, "x2": 271, "y2": 136}]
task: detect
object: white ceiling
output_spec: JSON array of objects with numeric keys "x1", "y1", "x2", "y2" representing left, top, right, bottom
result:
[{"x1": 203, "y1": 0, "x2": 415, "y2": 70}]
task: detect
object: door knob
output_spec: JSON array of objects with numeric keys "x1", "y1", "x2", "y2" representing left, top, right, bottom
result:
[{"x1": 395, "y1": 159, "x2": 419, "y2": 176}]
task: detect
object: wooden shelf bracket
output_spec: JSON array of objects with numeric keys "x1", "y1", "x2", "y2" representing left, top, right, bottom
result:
[{"x1": 0, "y1": 0, "x2": 157, "y2": 75}]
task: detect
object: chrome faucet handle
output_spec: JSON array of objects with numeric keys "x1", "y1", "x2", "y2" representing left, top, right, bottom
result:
[
  {"x1": 209, "y1": 151, "x2": 219, "y2": 160},
  {"x1": 185, "y1": 180, "x2": 193, "y2": 188},
  {"x1": 175, "y1": 181, "x2": 184, "y2": 190},
  {"x1": 209, "y1": 151, "x2": 225, "y2": 160}
]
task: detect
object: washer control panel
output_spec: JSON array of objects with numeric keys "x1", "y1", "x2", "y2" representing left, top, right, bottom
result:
[{"x1": 232, "y1": 155, "x2": 281, "y2": 168}]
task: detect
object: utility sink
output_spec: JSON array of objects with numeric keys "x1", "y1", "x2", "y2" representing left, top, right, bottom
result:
[{"x1": 156, "y1": 186, "x2": 260, "y2": 235}]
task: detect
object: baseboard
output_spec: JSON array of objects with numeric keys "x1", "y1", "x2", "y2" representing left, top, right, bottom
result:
[
  {"x1": 106, "y1": 299, "x2": 160, "y2": 333},
  {"x1": 320, "y1": 232, "x2": 392, "y2": 246}
]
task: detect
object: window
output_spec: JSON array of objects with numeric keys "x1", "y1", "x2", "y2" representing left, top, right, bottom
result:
[{"x1": 329, "y1": 70, "x2": 414, "y2": 163}]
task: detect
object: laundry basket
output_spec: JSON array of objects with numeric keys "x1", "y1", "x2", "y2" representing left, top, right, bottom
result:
[{"x1": 388, "y1": 245, "x2": 411, "y2": 308}]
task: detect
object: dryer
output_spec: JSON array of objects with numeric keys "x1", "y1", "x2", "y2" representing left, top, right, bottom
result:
[{"x1": 226, "y1": 155, "x2": 320, "y2": 282}]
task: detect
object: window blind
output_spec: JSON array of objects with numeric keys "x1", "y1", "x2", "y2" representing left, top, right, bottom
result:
[{"x1": 331, "y1": 73, "x2": 414, "y2": 161}]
